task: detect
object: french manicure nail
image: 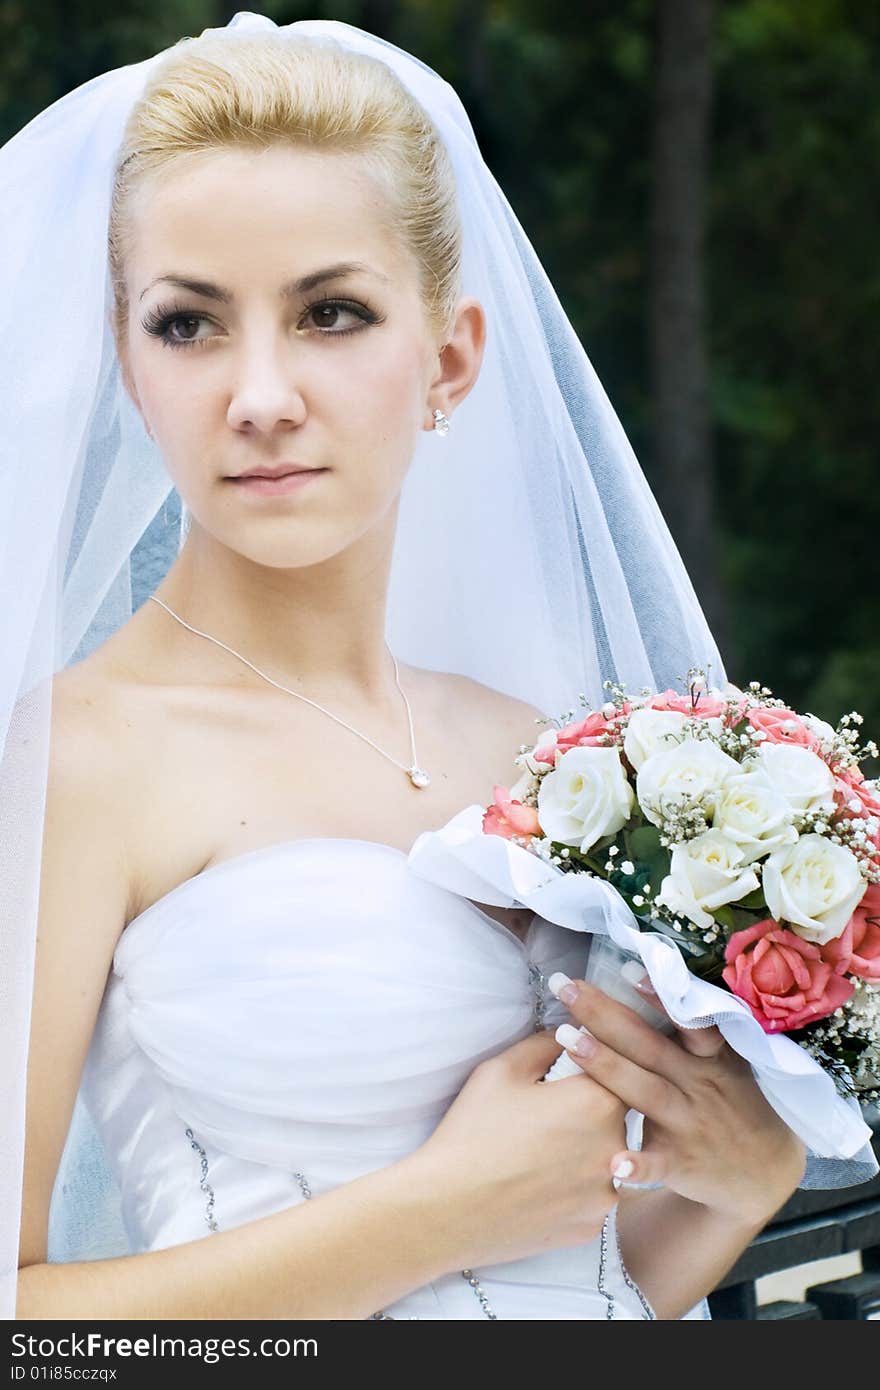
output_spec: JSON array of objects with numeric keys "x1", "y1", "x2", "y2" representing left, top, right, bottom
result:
[
  {"x1": 612, "y1": 1158, "x2": 635, "y2": 1180},
  {"x1": 620, "y1": 961, "x2": 647, "y2": 987},
  {"x1": 547, "y1": 970, "x2": 571, "y2": 995},
  {"x1": 555, "y1": 1022, "x2": 596, "y2": 1057},
  {"x1": 547, "y1": 971, "x2": 579, "y2": 1005},
  {"x1": 621, "y1": 960, "x2": 658, "y2": 996}
]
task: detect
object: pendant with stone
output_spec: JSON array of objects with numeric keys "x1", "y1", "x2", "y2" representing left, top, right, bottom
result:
[{"x1": 408, "y1": 766, "x2": 431, "y2": 788}]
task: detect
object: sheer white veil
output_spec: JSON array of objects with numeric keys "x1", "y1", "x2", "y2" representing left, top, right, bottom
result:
[{"x1": 0, "y1": 11, "x2": 730, "y2": 1317}]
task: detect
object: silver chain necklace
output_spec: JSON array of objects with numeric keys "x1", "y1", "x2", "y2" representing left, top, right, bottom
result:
[{"x1": 148, "y1": 595, "x2": 431, "y2": 788}]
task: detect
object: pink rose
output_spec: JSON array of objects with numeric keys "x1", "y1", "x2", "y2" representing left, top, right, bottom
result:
[
  {"x1": 531, "y1": 744, "x2": 556, "y2": 766},
  {"x1": 722, "y1": 917, "x2": 854, "y2": 1033},
  {"x1": 833, "y1": 766, "x2": 880, "y2": 820},
  {"x1": 649, "y1": 688, "x2": 727, "y2": 719},
  {"x1": 822, "y1": 882, "x2": 880, "y2": 982},
  {"x1": 747, "y1": 706, "x2": 821, "y2": 751},
  {"x1": 482, "y1": 784, "x2": 541, "y2": 843},
  {"x1": 842, "y1": 765, "x2": 866, "y2": 785},
  {"x1": 554, "y1": 704, "x2": 631, "y2": 753},
  {"x1": 831, "y1": 777, "x2": 880, "y2": 866},
  {"x1": 831, "y1": 774, "x2": 858, "y2": 816}
]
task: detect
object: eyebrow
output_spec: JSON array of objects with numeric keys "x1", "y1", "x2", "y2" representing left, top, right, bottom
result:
[{"x1": 138, "y1": 261, "x2": 391, "y2": 303}]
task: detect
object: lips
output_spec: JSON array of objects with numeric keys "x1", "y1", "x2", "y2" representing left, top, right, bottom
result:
[
  {"x1": 227, "y1": 467, "x2": 328, "y2": 497},
  {"x1": 230, "y1": 465, "x2": 323, "y2": 480}
]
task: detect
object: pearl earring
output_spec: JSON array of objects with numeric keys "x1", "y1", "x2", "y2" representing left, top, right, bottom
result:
[{"x1": 432, "y1": 408, "x2": 450, "y2": 436}]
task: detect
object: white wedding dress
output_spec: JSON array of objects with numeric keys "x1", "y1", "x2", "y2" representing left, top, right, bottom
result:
[{"x1": 52, "y1": 837, "x2": 710, "y2": 1320}]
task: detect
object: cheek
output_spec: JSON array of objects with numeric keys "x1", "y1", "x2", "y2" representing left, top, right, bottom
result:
[
  {"x1": 133, "y1": 353, "x2": 205, "y2": 442},
  {"x1": 337, "y1": 333, "x2": 426, "y2": 437},
  {"x1": 320, "y1": 351, "x2": 425, "y2": 506}
]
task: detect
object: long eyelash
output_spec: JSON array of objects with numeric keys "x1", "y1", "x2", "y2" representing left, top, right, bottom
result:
[
  {"x1": 301, "y1": 295, "x2": 385, "y2": 334},
  {"x1": 141, "y1": 306, "x2": 213, "y2": 351},
  {"x1": 141, "y1": 296, "x2": 386, "y2": 350}
]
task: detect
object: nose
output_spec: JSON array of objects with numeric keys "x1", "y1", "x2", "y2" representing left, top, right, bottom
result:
[{"x1": 226, "y1": 328, "x2": 308, "y2": 434}]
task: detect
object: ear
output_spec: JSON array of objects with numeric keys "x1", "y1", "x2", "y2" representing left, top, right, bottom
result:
[{"x1": 423, "y1": 296, "x2": 486, "y2": 431}]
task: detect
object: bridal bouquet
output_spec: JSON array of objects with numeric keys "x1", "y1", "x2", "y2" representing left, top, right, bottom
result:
[
  {"x1": 483, "y1": 673, "x2": 880, "y2": 1106},
  {"x1": 408, "y1": 671, "x2": 880, "y2": 1182}
]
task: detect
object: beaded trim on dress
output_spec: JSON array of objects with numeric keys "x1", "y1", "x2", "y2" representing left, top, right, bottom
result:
[
  {"x1": 180, "y1": 957, "x2": 654, "y2": 1321},
  {"x1": 184, "y1": 1123, "x2": 498, "y2": 1319}
]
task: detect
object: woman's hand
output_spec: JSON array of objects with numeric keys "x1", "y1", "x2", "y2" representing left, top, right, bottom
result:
[
  {"x1": 552, "y1": 974, "x2": 806, "y2": 1226},
  {"x1": 411, "y1": 1028, "x2": 628, "y2": 1270}
]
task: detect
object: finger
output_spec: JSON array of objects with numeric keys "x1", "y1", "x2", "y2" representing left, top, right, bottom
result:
[
  {"x1": 672, "y1": 1021, "x2": 726, "y2": 1057},
  {"x1": 497, "y1": 1026, "x2": 574, "y2": 1081},
  {"x1": 549, "y1": 976, "x2": 697, "y2": 1091},
  {"x1": 554, "y1": 1021, "x2": 683, "y2": 1124},
  {"x1": 609, "y1": 1149, "x2": 668, "y2": 1191},
  {"x1": 622, "y1": 962, "x2": 725, "y2": 1059}
]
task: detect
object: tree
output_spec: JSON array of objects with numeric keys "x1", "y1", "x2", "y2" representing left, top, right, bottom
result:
[{"x1": 649, "y1": 0, "x2": 730, "y2": 659}]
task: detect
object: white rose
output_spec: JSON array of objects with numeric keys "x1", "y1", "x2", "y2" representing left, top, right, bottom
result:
[
  {"x1": 623, "y1": 708, "x2": 690, "y2": 771},
  {"x1": 762, "y1": 834, "x2": 865, "y2": 945},
  {"x1": 655, "y1": 830, "x2": 761, "y2": 930},
  {"x1": 751, "y1": 742, "x2": 835, "y2": 815},
  {"x1": 713, "y1": 768, "x2": 798, "y2": 863},
  {"x1": 537, "y1": 745, "x2": 634, "y2": 853},
  {"x1": 636, "y1": 737, "x2": 741, "y2": 829}
]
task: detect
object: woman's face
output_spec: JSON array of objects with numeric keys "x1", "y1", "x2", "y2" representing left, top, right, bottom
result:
[{"x1": 121, "y1": 144, "x2": 454, "y2": 568}]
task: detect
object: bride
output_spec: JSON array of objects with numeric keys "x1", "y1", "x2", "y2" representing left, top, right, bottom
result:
[{"x1": 5, "y1": 15, "x2": 805, "y2": 1321}]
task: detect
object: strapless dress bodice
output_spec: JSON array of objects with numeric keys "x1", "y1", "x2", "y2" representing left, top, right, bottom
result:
[{"x1": 74, "y1": 836, "x2": 707, "y2": 1320}]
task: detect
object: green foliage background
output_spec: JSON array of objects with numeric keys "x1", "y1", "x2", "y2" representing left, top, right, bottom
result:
[{"x1": 2, "y1": 0, "x2": 876, "y2": 755}]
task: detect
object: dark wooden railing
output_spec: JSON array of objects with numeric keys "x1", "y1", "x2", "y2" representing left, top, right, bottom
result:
[{"x1": 708, "y1": 1104, "x2": 880, "y2": 1319}]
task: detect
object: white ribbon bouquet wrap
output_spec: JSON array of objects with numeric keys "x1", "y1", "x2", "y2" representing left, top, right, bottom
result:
[{"x1": 408, "y1": 803, "x2": 880, "y2": 1190}]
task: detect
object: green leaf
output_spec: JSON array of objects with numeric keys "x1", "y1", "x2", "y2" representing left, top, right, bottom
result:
[
  {"x1": 737, "y1": 886, "x2": 768, "y2": 910},
  {"x1": 628, "y1": 824, "x2": 664, "y2": 859},
  {"x1": 712, "y1": 906, "x2": 737, "y2": 931},
  {"x1": 713, "y1": 904, "x2": 764, "y2": 936}
]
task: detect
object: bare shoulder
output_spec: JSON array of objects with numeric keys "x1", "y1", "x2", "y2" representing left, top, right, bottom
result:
[
  {"x1": 45, "y1": 659, "x2": 139, "y2": 913},
  {"x1": 49, "y1": 658, "x2": 126, "y2": 781},
  {"x1": 437, "y1": 670, "x2": 549, "y2": 755}
]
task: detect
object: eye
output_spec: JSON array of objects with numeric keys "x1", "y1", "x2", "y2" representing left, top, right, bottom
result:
[
  {"x1": 141, "y1": 307, "x2": 215, "y2": 351},
  {"x1": 140, "y1": 296, "x2": 384, "y2": 350},
  {"x1": 167, "y1": 315, "x2": 209, "y2": 346},
  {"x1": 299, "y1": 298, "x2": 383, "y2": 337}
]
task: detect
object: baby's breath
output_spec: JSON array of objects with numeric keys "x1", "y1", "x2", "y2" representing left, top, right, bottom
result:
[
  {"x1": 798, "y1": 980, "x2": 880, "y2": 1103},
  {"x1": 652, "y1": 793, "x2": 713, "y2": 846}
]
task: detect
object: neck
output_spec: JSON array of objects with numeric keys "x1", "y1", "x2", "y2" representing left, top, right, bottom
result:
[{"x1": 148, "y1": 508, "x2": 402, "y2": 709}]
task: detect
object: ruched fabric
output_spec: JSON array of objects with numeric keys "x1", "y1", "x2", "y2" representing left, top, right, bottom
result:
[{"x1": 79, "y1": 837, "x2": 708, "y2": 1319}]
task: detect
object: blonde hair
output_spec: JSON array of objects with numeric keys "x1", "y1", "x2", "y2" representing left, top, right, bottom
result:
[{"x1": 108, "y1": 31, "x2": 462, "y2": 346}]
